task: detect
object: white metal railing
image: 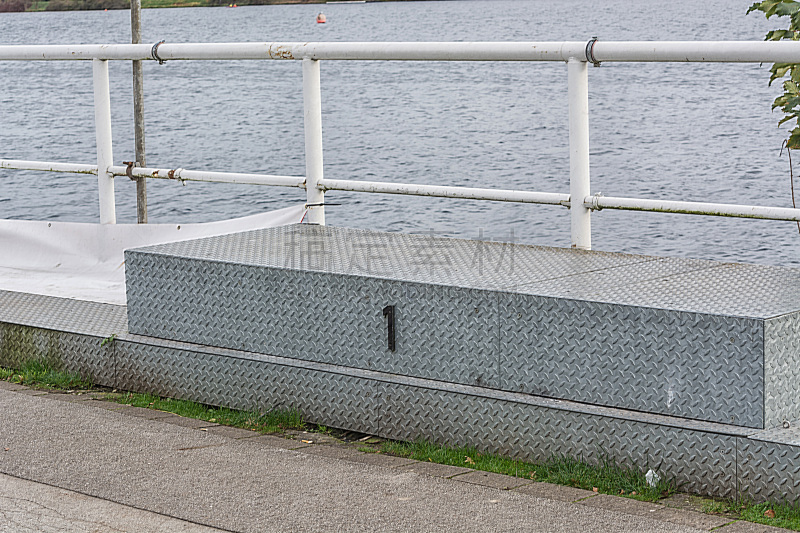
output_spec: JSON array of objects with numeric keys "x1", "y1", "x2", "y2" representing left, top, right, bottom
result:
[{"x1": 3, "y1": 40, "x2": 800, "y2": 249}]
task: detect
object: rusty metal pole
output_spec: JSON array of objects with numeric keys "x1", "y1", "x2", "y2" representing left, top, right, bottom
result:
[{"x1": 131, "y1": 0, "x2": 147, "y2": 223}]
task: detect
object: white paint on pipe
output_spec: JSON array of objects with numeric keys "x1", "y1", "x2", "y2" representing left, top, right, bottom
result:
[
  {"x1": 0, "y1": 44, "x2": 151, "y2": 61},
  {"x1": 568, "y1": 59, "x2": 591, "y2": 250},
  {"x1": 591, "y1": 41, "x2": 800, "y2": 63},
  {"x1": 0, "y1": 159, "x2": 97, "y2": 174},
  {"x1": 92, "y1": 59, "x2": 115, "y2": 225},
  {"x1": 108, "y1": 165, "x2": 305, "y2": 187},
  {"x1": 0, "y1": 42, "x2": 587, "y2": 62},
  {"x1": 157, "y1": 42, "x2": 589, "y2": 62},
  {"x1": 303, "y1": 58, "x2": 325, "y2": 225},
  {"x1": 2, "y1": 41, "x2": 800, "y2": 63},
  {"x1": 319, "y1": 179, "x2": 570, "y2": 205},
  {"x1": 587, "y1": 195, "x2": 800, "y2": 222}
]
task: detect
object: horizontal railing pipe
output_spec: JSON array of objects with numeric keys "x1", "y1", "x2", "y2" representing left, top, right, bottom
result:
[
  {"x1": 319, "y1": 178, "x2": 570, "y2": 205},
  {"x1": 591, "y1": 41, "x2": 800, "y2": 63},
  {"x1": 108, "y1": 165, "x2": 306, "y2": 188},
  {"x1": 0, "y1": 159, "x2": 98, "y2": 175},
  {"x1": 2, "y1": 41, "x2": 800, "y2": 63},
  {"x1": 154, "y1": 42, "x2": 590, "y2": 62},
  {"x1": 587, "y1": 195, "x2": 800, "y2": 222},
  {"x1": 6, "y1": 39, "x2": 800, "y2": 242}
]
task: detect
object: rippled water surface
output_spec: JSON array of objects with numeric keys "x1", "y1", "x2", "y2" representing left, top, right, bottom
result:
[{"x1": 2, "y1": 0, "x2": 799, "y2": 266}]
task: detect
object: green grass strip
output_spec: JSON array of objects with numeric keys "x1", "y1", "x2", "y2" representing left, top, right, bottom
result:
[
  {"x1": 381, "y1": 439, "x2": 673, "y2": 502},
  {"x1": 737, "y1": 501, "x2": 800, "y2": 530},
  {"x1": 0, "y1": 361, "x2": 93, "y2": 390},
  {"x1": 115, "y1": 392, "x2": 305, "y2": 434}
]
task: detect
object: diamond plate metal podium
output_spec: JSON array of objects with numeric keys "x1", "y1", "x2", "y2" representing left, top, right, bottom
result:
[
  {"x1": 4, "y1": 224, "x2": 800, "y2": 501},
  {"x1": 125, "y1": 224, "x2": 800, "y2": 431}
]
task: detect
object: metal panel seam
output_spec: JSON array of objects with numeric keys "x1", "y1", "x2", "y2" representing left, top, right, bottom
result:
[
  {"x1": 0, "y1": 317, "x2": 124, "y2": 339},
  {"x1": 736, "y1": 435, "x2": 740, "y2": 500},
  {"x1": 762, "y1": 319, "x2": 766, "y2": 432},
  {"x1": 115, "y1": 335, "x2": 753, "y2": 438},
  {"x1": 495, "y1": 290, "x2": 501, "y2": 397},
  {"x1": 112, "y1": 331, "x2": 118, "y2": 389},
  {"x1": 0, "y1": 320, "x2": 111, "y2": 342}
]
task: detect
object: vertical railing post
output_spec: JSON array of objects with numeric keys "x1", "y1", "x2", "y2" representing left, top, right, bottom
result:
[
  {"x1": 92, "y1": 58, "x2": 116, "y2": 224},
  {"x1": 568, "y1": 57, "x2": 590, "y2": 249},
  {"x1": 131, "y1": 0, "x2": 147, "y2": 223},
  {"x1": 302, "y1": 57, "x2": 325, "y2": 225}
]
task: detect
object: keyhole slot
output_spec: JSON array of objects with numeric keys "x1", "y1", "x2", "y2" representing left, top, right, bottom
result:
[{"x1": 382, "y1": 305, "x2": 396, "y2": 352}]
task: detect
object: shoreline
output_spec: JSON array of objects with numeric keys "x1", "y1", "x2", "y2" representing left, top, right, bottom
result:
[{"x1": 2, "y1": 0, "x2": 420, "y2": 13}]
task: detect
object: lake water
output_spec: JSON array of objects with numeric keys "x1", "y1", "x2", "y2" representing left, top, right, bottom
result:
[{"x1": 1, "y1": 0, "x2": 799, "y2": 266}]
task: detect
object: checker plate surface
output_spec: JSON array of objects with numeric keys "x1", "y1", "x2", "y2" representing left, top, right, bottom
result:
[
  {"x1": 126, "y1": 225, "x2": 800, "y2": 428},
  {"x1": 764, "y1": 312, "x2": 800, "y2": 429},
  {"x1": 499, "y1": 295, "x2": 764, "y2": 428},
  {"x1": 127, "y1": 255, "x2": 500, "y2": 388},
  {"x1": 378, "y1": 383, "x2": 738, "y2": 498},
  {"x1": 0, "y1": 323, "x2": 114, "y2": 385},
  {"x1": 0, "y1": 289, "x2": 127, "y2": 336},
  {"x1": 4, "y1": 290, "x2": 800, "y2": 501},
  {"x1": 116, "y1": 341, "x2": 379, "y2": 435},
  {"x1": 738, "y1": 438, "x2": 800, "y2": 502},
  {"x1": 130, "y1": 224, "x2": 800, "y2": 318}
]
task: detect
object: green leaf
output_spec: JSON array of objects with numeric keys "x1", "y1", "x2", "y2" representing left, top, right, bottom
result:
[
  {"x1": 766, "y1": 29, "x2": 789, "y2": 40},
  {"x1": 765, "y1": 0, "x2": 787, "y2": 18},
  {"x1": 747, "y1": 0, "x2": 792, "y2": 18},
  {"x1": 747, "y1": 0, "x2": 776, "y2": 15},
  {"x1": 747, "y1": 0, "x2": 764, "y2": 14},
  {"x1": 779, "y1": 96, "x2": 800, "y2": 112},
  {"x1": 765, "y1": 29, "x2": 800, "y2": 40},
  {"x1": 770, "y1": 63, "x2": 793, "y2": 84},
  {"x1": 771, "y1": 93, "x2": 800, "y2": 111},
  {"x1": 784, "y1": 80, "x2": 800, "y2": 95},
  {"x1": 787, "y1": 127, "x2": 800, "y2": 149},
  {"x1": 750, "y1": 0, "x2": 800, "y2": 147},
  {"x1": 773, "y1": 0, "x2": 800, "y2": 18}
]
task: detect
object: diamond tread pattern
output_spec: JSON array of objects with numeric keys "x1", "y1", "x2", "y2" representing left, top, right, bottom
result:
[
  {"x1": 132, "y1": 224, "x2": 800, "y2": 317},
  {"x1": 764, "y1": 313, "x2": 800, "y2": 428},
  {"x1": 739, "y1": 438, "x2": 800, "y2": 502},
  {"x1": 125, "y1": 225, "x2": 800, "y2": 428},
  {"x1": 380, "y1": 382, "x2": 738, "y2": 498},
  {"x1": 0, "y1": 289, "x2": 126, "y2": 336},
  {"x1": 115, "y1": 342, "x2": 379, "y2": 435},
  {"x1": 0, "y1": 290, "x2": 797, "y2": 502},
  {"x1": 127, "y1": 255, "x2": 499, "y2": 388},
  {"x1": 0, "y1": 324, "x2": 115, "y2": 385},
  {"x1": 499, "y1": 295, "x2": 764, "y2": 428}
]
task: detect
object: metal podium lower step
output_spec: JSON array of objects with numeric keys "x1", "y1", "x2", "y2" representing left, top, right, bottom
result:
[{"x1": 1, "y1": 289, "x2": 800, "y2": 503}]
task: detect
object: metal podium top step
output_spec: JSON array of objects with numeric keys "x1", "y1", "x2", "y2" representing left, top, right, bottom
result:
[{"x1": 132, "y1": 224, "x2": 800, "y2": 320}]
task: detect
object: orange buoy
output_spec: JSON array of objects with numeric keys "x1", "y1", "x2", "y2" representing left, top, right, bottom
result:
[{"x1": 316, "y1": 12, "x2": 326, "y2": 23}]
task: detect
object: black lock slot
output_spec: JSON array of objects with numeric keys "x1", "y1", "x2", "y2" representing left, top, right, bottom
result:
[{"x1": 382, "y1": 305, "x2": 396, "y2": 352}]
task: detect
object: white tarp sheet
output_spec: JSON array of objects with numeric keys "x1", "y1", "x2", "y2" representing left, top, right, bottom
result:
[{"x1": 0, "y1": 204, "x2": 305, "y2": 306}]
